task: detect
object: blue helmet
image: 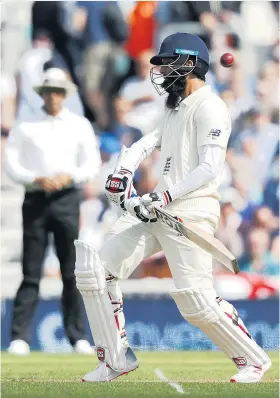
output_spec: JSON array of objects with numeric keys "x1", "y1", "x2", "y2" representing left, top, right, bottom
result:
[
  {"x1": 150, "y1": 32, "x2": 210, "y2": 95},
  {"x1": 150, "y1": 32, "x2": 209, "y2": 66}
]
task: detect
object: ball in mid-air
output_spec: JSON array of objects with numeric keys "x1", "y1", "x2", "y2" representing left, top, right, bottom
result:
[{"x1": 220, "y1": 53, "x2": 234, "y2": 67}]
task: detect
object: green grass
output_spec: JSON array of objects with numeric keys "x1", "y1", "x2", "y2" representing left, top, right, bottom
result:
[{"x1": 1, "y1": 351, "x2": 279, "y2": 398}]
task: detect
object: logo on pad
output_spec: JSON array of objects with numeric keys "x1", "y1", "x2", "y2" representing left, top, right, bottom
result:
[
  {"x1": 97, "y1": 347, "x2": 105, "y2": 361},
  {"x1": 233, "y1": 357, "x2": 247, "y2": 367}
]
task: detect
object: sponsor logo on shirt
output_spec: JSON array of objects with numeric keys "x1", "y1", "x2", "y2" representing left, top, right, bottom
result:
[
  {"x1": 163, "y1": 157, "x2": 172, "y2": 175},
  {"x1": 207, "y1": 129, "x2": 221, "y2": 138}
]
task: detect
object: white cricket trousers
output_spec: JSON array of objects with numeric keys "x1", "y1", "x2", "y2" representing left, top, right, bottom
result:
[{"x1": 99, "y1": 210, "x2": 219, "y2": 289}]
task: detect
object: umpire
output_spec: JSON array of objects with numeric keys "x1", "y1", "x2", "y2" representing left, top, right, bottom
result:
[{"x1": 4, "y1": 68, "x2": 101, "y2": 355}]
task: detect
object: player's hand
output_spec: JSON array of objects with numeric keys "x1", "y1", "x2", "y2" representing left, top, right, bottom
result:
[
  {"x1": 141, "y1": 191, "x2": 172, "y2": 211},
  {"x1": 125, "y1": 197, "x2": 157, "y2": 223},
  {"x1": 105, "y1": 169, "x2": 136, "y2": 210}
]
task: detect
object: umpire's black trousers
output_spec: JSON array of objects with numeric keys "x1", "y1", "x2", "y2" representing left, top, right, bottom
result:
[{"x1": 11, "y1": 187, "x2": 86, "y2": 345}]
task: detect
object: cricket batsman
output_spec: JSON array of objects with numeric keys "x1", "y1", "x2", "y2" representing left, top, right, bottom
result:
[{"x1": 74, "y1": 33, "x2": 271, "y2": 383}]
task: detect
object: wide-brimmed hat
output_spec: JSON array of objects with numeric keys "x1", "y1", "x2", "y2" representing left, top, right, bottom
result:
[{"x1": 33, "y1": 68, "x2": 77, "y2": 97}]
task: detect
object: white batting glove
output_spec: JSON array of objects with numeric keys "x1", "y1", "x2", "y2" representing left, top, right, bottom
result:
[
  {"x1": 125, "y1": 197, "x2": 157, "y2": 223},
  {"x1": 105, "y1": 169, "x2": 136, "y2": 210},
  {"x1": 141, "y1": 191, "x2": 173, "y2": 211}
]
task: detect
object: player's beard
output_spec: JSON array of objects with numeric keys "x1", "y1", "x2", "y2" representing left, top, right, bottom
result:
[{"x1": 161, "y1": 75, "x2": 187, "y2": 109}]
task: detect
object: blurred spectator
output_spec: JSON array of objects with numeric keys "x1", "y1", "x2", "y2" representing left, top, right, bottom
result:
[
  {"x1": 79, "y1": 133, "x2": 121, "y2": 249},
  {"x1": 125, "y1": 2, "x2": 158, "y2": 59},
  {"x1": 79, "y1": 1, "x2": 128, "y2": 130},
  {"x1": 32, "y1": 1, "x2": 82, "y2": 85},
  {"x1": 117, "y1": 49, "x2": 165, "y2": 134},
  {"x1": 96, "y1": 133, "x2": 121, "y2": 192},
  {"x1": 239, "y1": 228, "x2": 279, "y2": 276},
  {"x1": 156, "y1": 2, "x2": 241, "y2": 49},
  {"x1": 239, "y1": 206, "x2": 279, "y2": 252},
  {"x1": 57, "y1": 1, "x2": 87, "y2": 84},
  {"x1": 252, "y1": 206, "x2": 279, "y2": 238},
  {"x1": 241, "y1": 1, "x2": 278, "y2": 75},
  {"x1": 256, "y1": 59, "x2": 279, "y2": 112},
  {"x1": 112, "y1": 97, "x2": 142, "y2": 146},
  {"x1": 263, "y1": 157, "x2": 279, "y2": 216},
  {"x1": 270, "y1": 236, "x2": 280, "y2": 267},
  {"x1": 5, "y1": 68, "x2": 101, "y2": 356},
  {"x1": 216, "y1": 200, "x2": 244, "y2": 259},
  {"x1": 228, "y1": 107, "x2": 279, "y2": 187},
  {"x1": 16, "y1": 30, "x2": 84, "y2": 120}
]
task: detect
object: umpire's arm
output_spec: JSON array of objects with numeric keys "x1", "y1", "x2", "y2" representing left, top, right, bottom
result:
[{"x1": 73, "y1": 119, "x2": 102, "y2": 183}]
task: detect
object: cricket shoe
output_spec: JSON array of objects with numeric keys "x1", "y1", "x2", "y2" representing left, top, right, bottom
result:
[
  {"x1": 230, "y1": 359, "x2": 272, "y2": 383},
  {"x1": 81, "y1": 347, "x2": 138, "y2": 382}
]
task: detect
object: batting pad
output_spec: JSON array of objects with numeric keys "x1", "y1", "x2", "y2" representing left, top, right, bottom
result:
[
  {"x1": 74, "y1": 240, "x2": 126, "y2": 371},
  {"x1": 170, "y1": 288, "x2": 270, "y2": 369}
]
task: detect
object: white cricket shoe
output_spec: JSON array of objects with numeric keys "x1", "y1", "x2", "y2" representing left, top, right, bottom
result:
[
  {"x1": 7, "y1": 339, "x2": 30, "y2": 356},
  {"x1": 74, "y1": 340, "x2": 94, "y2": 355},
  {"x1": 230, "y1": 359, "x2": 272, "y2": 383},
  {"x1": 81, "y1": 347, "x2": 139, "y2": 382}
]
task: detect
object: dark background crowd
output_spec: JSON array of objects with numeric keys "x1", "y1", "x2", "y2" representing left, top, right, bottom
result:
[{"x1": 1, "y1": 1, "x2": 279, "y2": 284}]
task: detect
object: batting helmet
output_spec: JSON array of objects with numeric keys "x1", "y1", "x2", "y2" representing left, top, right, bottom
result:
[{"x1": 150, "y1": 32, "x2": 210, "y2": 95}]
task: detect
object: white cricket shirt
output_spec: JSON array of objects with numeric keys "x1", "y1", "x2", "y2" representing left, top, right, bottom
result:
[
  {"x1": 119, "y1": 85, "x2": 231, "y2": 216},
  {"x1": 4, "y1": 107, "x2": 101, "y2": 190}
]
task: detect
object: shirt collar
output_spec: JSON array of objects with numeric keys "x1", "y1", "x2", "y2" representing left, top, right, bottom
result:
[
  {"x1": 180, "y1": 85, "x2": 211, "y2": 107},
  {"x1": 41, "y1": 107, "x2": 69, "y2": 120}
]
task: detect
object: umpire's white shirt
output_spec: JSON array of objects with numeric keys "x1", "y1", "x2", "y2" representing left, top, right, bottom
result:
[{"x1": 4, "y1": 107, "x2": 101, "y2": 189}]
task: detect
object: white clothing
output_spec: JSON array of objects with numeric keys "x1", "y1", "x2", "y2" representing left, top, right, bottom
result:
[
  {"x1": 1, "y1": 74, "x2": 17, "y2": 99},
  {"x1": 167, "y1": 144, "x2": 223, "y2": 201},
  {"x1": 119, "y1": 85, "x2": 231, "y2": 216},
  {"x1": 120, "y1": 76, "x2": 165, "y2": 134},
  {"x1": 4, "y1": 108, "x2": 101, "y2": 188},
  {"x1": 99, "y1": 86, "x2": 231, "y2": 284},
  {"x1": 99, "y1": 210, "x2": 218, "y2": 288}
]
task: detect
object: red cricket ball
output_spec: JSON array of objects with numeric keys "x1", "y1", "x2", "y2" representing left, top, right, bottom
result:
[{"x1": 220, "y1": 52, "x2": 234, "y2": 68}]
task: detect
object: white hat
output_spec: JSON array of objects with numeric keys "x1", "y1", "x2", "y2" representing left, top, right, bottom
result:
[{"x1": 33, "y1": 68, "x2": 77, "y2": 97}]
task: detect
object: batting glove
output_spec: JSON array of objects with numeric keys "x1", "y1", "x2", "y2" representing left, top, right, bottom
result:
[
  {"x1": 105, "y1": 169, "x2": 136, "y2": 211},
  {"x1": 141, "y1": 191, "x2": 172, "y2": 211},
  {"x1": 125, "y1": 197, "x2": 157, "y2": 223}
]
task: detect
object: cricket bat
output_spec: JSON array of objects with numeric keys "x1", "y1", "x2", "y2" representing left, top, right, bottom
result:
[{"x1": 154, "y1": 206, "x2": 240, "y2": 274}]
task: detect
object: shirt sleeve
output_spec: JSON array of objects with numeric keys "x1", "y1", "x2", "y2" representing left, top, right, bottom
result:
[
  {"x1": 4, "y1": 125, "x2": 38, "y2": 185},
  {"x1": 168, "y1": 144, "x2": 224, "y2": 201},
  {"x1": 72, "y1": 119, "x2": 102, "y2": 183},
  {"x1": 196, "y1": 98, "x2": 231, "y2": 149},
  {"x1": 116, "y1": 128, "x2": 162, "y2": 173}
]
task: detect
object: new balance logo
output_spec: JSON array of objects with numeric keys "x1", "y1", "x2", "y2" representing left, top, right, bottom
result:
[{"x1": 207, "y1": 129, "x2": 221, "y2": 138}]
